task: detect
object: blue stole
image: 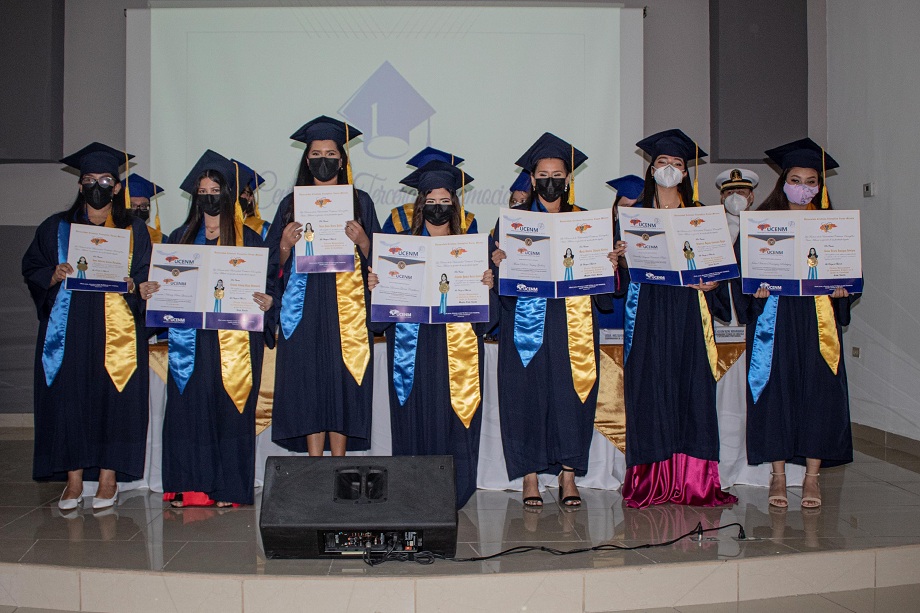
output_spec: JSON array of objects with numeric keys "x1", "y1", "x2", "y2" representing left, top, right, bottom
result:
[
  {"x1": 512, "y1": 200, "x2": 548, "y2": 366},
  {"x1": 167, "y1": 225, "x2": 207, "y2": 392},
  {"x1": 41, "y1": 220, "x2": 73, "y2": 386},
  {"x1": 748, "y1": 295, "x2": 779, "y2": 403},
  {"x1": 392, "y1": 225, "x2": 429, "y2": 404},
  {"x1": 622, "y1": 282, "x2": 640, "y2": 362},
  {"x1": 280, "y1": 225, "x2": 308, "y2": 339}
]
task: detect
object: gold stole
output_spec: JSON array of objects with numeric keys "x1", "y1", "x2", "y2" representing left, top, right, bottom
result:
[
  {"x1": 803, "y1": 203, "x2": 841, "y2": 373},
  {"x1": 565, "y1": 296, "x2": 597, "y2": 402},
  {"x1": 445, "y1": 323, "x2": 481, "y2": 427},
  {"x1": 102, "y1": 215, "x2": 137, "y2": 391},
  {"x1": 218, "y1": 220, "x2": 253, "y2": 413},
  {"x1": 335, "y1": 249, "x2": 370, "y2": 385}
]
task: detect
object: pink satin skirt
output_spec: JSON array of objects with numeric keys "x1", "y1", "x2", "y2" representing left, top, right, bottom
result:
[{"x1": 622, "y1": 453, "x2": 738, "y2": 509}]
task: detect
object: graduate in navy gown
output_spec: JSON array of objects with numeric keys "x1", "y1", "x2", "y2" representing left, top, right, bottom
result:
[
  {"x1": 596, "y1": 175, "x2": 644, "y2": 331},
  {"x1": 490, "y1": 133, "x2": 624, "y2": 508},
  {"x1": 23, "y1": 142, "x2": 151, "y2": 511},
  {"x1": 123, "y1": 173, "x2": 166, "y2": 244},
  {"x1": 232, "y1": 159, "x2": 271, "y2": 240},
  {"x1": 268, "y1": 116, "x2": 380, "y2": 455},
  {"x1": 147, "y1": 150, "x2": 276, "y2": 507},
  {"x1": 620, "y1": 129, "x2": 737, "y2": 509},
  {"x1": 382, "y1": 147, "x2": 478, "y2": 235},
  {"x1": 368, "y1": 159, "x2": 495, "y2": 508},
  {"x1": 732, "y1": 139, "x2": 857, "y2": 510}
]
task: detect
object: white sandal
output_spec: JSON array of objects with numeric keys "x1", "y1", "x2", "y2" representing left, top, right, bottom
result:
[{"x1": 801, "y1": 472, "x2": 821, "y2": 508}]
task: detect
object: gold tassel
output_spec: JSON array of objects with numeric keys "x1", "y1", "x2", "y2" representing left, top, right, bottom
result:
[
  {"x1": 459, "y1": 169, "x2": 467, "y2": 232},
  {"x1": 692, "y1": 142, "x2": 700, "y2": 202},
  {"x1": 153, "y1": 182, "x2": 161, "y2": 232},
  {"x1": 123, "y1": 151, "x2": 132, "y2": 208},
  {"x1": 821, "y1": 147, "x2": 830, "y2": 209},
  {"x1": 567, "y1": 145, "x2": 576, "y2": 206},
  {"x1": 345, "y1": 123, "x2": 354, "y2": 185}
]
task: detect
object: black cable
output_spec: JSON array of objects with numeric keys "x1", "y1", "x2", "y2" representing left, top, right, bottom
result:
[{"x1": 362, "y1": 522, "x2": 747, "y2": 566}]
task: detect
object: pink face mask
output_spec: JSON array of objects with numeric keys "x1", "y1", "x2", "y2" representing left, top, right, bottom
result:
[{"x1": 783, "y1": 182, "x2": 819, "y2": 205}]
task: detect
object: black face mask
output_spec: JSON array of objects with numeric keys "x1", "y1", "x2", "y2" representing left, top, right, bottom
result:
[
  {"x1": 133, "y1": 209, "x2": 150, "y2": 222},
  {"x1": 534, "y1": 177, "x2": 566, "y2": 203},
  {"x1": 83, "y1": 184, "x2": 114, "y2": 210},
  {"x1": 198, "y1": 194, "x2": 222, "y2": 217},
  {"x1": 422, "y1": 204, "x2": 453, "y2": 227},
  {"x1": 309, "y1": 157, "x2": 340, "y2": 182}
]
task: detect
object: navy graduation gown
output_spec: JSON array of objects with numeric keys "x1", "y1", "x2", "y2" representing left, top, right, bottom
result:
[
  {"x1": 23, "y1": 211, "x2": 151, "y2": 482},
  {"x1": 490, "y1": 202, "x2": 617, "y2": 480},
  {"x1": 268, "y1": 189, "x2": 380, "y2": 452},
  {"x1": 731, "y1": 240, "x2": 856, "y2": 467},
  {"x1": 160, "y1": 225, "x2": 275, "y2": 505},
  {"x1": 374, "y1": 224, "x2": 496, "y2": 508}
]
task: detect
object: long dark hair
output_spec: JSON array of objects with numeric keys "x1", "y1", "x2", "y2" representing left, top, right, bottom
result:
[
  {"x1": 758, "y1": 169, "x2": 832, "y2": 211},
  {"x1": 179, "y1": 170, "x2": 238, "y2": 245},
  {"x1": 65, "y1": 179, "x2": 133, "y2": 228},
  {"x1": 283, "y1": 142, "x2": 361, "y2": 225},
  {"x1": 523, "y1": 158, "x2": 575, "y2": 212},
  {"x1": 409, "y1": 190, "x2": 461, "y2": 235},
  {"x1": 639, "y1": 163, "x2": 698, "y2": 208}
]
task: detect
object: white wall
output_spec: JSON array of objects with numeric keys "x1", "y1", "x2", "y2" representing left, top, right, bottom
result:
[{"x1": 827, "y1": 1, "x2": 920, "y2": 439}]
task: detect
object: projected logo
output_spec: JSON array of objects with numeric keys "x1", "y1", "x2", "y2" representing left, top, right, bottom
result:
[{"x1": 339, "y1": 61, "x2": 436, "y2": 159}]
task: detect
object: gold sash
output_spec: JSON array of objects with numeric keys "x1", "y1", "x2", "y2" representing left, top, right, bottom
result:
[
  {"x1": 815, "y1": 295, "x2": 840, "y2": 374},
  {"x1": 697, "y1": 290, "x2": 722, "y2": 381},
  {"x1": 218, "y1": 219, "x2": 252, "y2": 413},
  {"x1": 103, "y1": 215, "x2": 137, "y2": 391},
  {"x1": 445, "y1": 323, "x2": 481, "y2": 428},
  {"x1": 565, "y1": 295, "x2": 597, "y2": 402},
  {"x1": 335, "y1": 249, "x2": 370, "y2": 385}
]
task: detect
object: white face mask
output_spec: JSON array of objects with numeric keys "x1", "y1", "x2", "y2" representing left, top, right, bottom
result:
[
  {"x1": 653, "y1": 164, "x2": 684, "y2": 188},
  {"x1": 723, "y1": 193, "x2": 749, "y2": 215}
]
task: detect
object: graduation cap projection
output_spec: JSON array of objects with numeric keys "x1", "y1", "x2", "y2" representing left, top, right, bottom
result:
[
  {"x1": 122, "y1": 174, "x2": 165, "y2": 231},
  {"x1": 400, "y1": 160, "x2": 474, "y2": 232},
  {"x1": 765, "y1": 138, "x2": 839, "y2": 209},
  {"x1": 339, "y1": 61, "x2": 436, "y2": 159},
  {"x1": 606, "y1": 175, "x2": 645, "y2": 200},
  {"x1": 61, "y1": 142, "x2": 135, "y2": 209},
  {"x1": 406, "y1": 146, "x2": 463, "y2": 169},
  {"x1": 636, "y1": 128, "x2": 707, "y2": 201},
  {"x1": 515, "y1": 132, "x2": 588, "y2": 206},
  {"x1": 510, "y1": 171, "x2": 532, "y2": 193}
]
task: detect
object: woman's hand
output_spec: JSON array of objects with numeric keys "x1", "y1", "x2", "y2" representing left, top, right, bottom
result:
[
  {"x1": 139, "y1": 281, "x2": 160, "y2": 301},
  {"x1": 482, "y1": 269, "x2": 494, "y2": 289},
  {"x1": 123, "y1": 277, "x2": 136, "y2": 294},
  {"x1": 367, "y1": 267, "x2": 379, "y2": 291},
  {"x1": 831, "y1": 287, "x2": 849, "y2": 299},
  {"x1": 50, "y1": 263, "x2": 73, "y2": 287},
  {"x1": 689, "y1": 280, "x2": 720, "y2": 292},
  {"x1": 253, "y1": 292, "x2": 273, "y2": 311},
  {"x1": 608, "y1": 240, "x2": 627, "y2": 267},
  {"x1": 753, "y1": 287, "x2": 771, "y2": 299},
  {"x1": 280, "y1": 222, "x2": 303, "y2": 253},
  {"x1": 345, "y1": 220, "x2": 370, "y2": 256},
  {"x1": 491, "y1": 242, "x2": 507, "y2": 267}
]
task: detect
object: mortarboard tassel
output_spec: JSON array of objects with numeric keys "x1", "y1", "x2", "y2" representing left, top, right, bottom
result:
[
  {"x1": 567, "y1": 145, "x2": 576, "y2": 206},
  {"x1": 123, "y1": 151, "x2": 132, "y2": 208},
  {"x1": 153, "y1": 181, "x2": 161, "y2": 232},
  {"x1": 821, "y1": 147, "x2": 829, "y2": 209},
  {"x1": 692, "y1": 142, "x2": 700, "y2": 202},
  {"x1": 460, "y1": 170, "x2": 467, "y2": 232},
  {"x1": 345, "y1": 123, "x2": 354, "y2": 185},
  {"x1": 233, "y1": 162, "x2": 244, "y2": 229},
  {"x1": 252, "y1": 170, "x2": 262, "y2": 222}
]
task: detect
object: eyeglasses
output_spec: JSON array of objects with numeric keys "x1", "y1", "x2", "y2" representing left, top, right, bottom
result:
[
  {"x1": 510, "y1": 199, "x2": 527, "y2": 206},
  {"x1": 424, "y1": 199, "x2": 452, "y2": 206},
  {"x1": 81, "y1": 176, "x2": 116, "y2": 188}
]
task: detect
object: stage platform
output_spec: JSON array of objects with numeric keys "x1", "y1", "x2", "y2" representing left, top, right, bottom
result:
[{"x1": 2, "y1": 426, "x2": 920, "y2": 612}]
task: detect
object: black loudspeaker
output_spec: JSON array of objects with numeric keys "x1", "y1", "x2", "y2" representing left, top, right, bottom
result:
[{"x1": 260, "y1": 455, "x2": 457, "y2": 559}]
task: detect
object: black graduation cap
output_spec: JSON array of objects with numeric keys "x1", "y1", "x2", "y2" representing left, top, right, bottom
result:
[
  {"x1": 339, "y1": 61, "x2": 435, "y2": 156},
  {"x1": 400, "y1": 160, "x2": 473, "y2": 193},
  {"x1": 230, "y1": 159, "x2": 267, "y2": 191},
  {"x1": 635, "y1": 129, "x2": 707, "y2": 163},
  {"x1": 606, "y1": 175, "x2": 644, "y2": 200},
  {"x1": 514, "y1": 132, "x2": 588, "y2": 173},
  {"x1": 121, "y1": 174, "x2": 164, "y2": 199},
  {"x1": 764, "y1": 138, "x2": 839, "y2": 172},
  {"x1": 406, "y1": 146, "x2": 463, "y2": 169},
  {"x1": 510, "y1": 171, "x2": 532, "y2": 193},
  {"x1": 179, "y1": 150, "x2": 237, "y2": 195},
  {"x1": 60, "y1": 142, "x2": 133, "y2": 177},
  {"x1": 290, "y1": 115, "x2": 362, "y2": 146}
]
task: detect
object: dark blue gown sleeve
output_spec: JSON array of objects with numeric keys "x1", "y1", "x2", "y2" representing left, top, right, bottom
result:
[{"x1": 22, "y1": 215, "x2": 63, "y2": 320}]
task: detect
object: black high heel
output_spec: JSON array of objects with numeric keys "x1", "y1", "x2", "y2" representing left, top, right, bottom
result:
[{"x1": 558, "y1": 468, "x2": 582, "y2": 507}]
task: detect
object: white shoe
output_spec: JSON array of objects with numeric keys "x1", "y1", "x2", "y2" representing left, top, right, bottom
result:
[
  {"x1": 92, "y1": 490, "x2": 118, "y2": 510},
  {"x1": 58, "y1": 488, "x2": 83, "y2": 511}
]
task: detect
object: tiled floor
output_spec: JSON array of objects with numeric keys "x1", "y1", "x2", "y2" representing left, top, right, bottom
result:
[{"x1": 2, "y1": 428, "x2": 920, "y2": 577}]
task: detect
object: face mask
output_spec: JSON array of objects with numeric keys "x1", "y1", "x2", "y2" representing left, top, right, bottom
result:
[
  {"x1": 422, "y1": 204, "x2": 453, "y2": 227},
  {"x1": 534, "y1": 177, "x2": 566, "y2": 202},
  {"x1": 309, "y1": 157, "x2": 340, "y2": 182},
  {"x1": 723, "y1": 193, "x2": 748, "y2": 215},
  {"x1": 83, "y1": 184, "x2": 114, "y2": 209},
  {"x1": 783, "y1": 182, "x2": 819, "y2": 205},
  {"x1": 653, "y1": 164, "x2": 684, "y2": 188},
  {"x1": 198, "y1": 194, "x2": 222, "y2": 217},
  {"x1": 133, "y1": 209, "x2": 150, "y2": 222}
]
